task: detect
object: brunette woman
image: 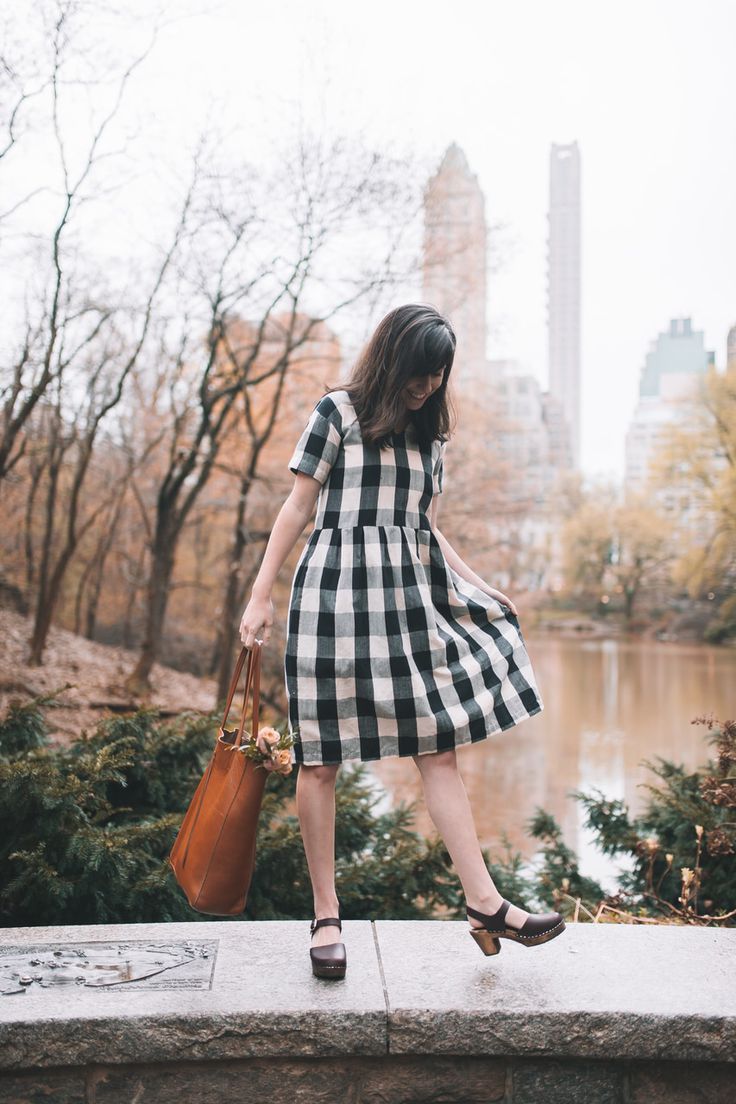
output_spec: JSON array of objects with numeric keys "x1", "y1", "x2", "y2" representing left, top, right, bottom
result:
[{"x1": 239, "y1": 303, "x2": 564, "y2": 978}]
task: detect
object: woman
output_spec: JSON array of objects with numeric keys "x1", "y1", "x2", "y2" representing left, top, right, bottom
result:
[{"x1": 239, "y1": 303, "x2": 565, "y2": 978}]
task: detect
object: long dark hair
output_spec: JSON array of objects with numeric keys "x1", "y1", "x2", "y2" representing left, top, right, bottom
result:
[{"x1": 328, "y1": 303, "x2": 457, "y2": 448}]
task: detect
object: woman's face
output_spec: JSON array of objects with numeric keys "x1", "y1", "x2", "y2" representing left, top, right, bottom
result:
[{"x1": 400, "y1": 367, "x2": 445, "y2": 411}]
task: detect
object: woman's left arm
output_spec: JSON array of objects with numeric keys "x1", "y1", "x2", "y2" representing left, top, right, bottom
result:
[{"x1": 428, "y1": 495, "x2": 518, "y2": 615}]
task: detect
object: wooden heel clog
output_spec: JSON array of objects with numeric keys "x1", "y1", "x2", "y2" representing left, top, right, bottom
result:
[{"x1": 467, "y1": 899, "x2": 566, "y2": 954}]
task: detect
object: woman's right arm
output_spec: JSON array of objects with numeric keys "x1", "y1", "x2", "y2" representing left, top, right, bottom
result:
[{"x1": 239, "y1": 472, "x2": 321, "y2": 647}]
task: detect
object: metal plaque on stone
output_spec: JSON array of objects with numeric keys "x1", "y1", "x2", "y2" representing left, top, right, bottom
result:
[{"x1": 0, "y1": 939, "x2": 218, "y2": 996}]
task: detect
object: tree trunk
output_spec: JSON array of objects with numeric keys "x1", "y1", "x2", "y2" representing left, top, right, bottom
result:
[
  {"x1": 27, "y1": 598, "x2": 55, "y2": 667},
  {"x1": 124, "y1": 517, "x2": 177, "y2": 695},
  {"x1": 84, "y1": 546, "x2": 107, "y2": 640},
  {"x1": 121, "y1": 544, "x2": 147, "y2": 649},
  {"x1": 26, "y1": 430, "x2": 63, "y2": 666},
  {"x1": 83, "y1": 492, "x2": 126, "y2": 639},
  {"x1": 28, "y1": 535, "x2": 83, "y2": 664},
  {"x1": 73, "y1": 552, "x2": 96, "y2": 635}
]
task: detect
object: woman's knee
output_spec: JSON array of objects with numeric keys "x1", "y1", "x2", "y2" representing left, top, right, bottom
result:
[
  {"x1": 413, "y1": 747, "x2": 457, "y2": 775},
  {"x1": 297, "y1": 762, "x2": 340, "y2": 786}
]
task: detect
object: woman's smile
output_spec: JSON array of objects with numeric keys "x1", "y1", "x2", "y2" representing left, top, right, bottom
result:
[{"x1": 402, "y1": 370, "x2": 444, "y2": 407}]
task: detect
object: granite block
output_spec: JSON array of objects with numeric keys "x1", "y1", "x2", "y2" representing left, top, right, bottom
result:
[
  {"x1": 373, "y1": 920, "x2": 736, "y2": 1061},
  {"x1": 0, "y1": 920, "x2": 386, "y2": 1070},
  {"x1": 0, "y1": 1068, "x2": 85, "y2": 1103},
  {"x1": 511, "y1": 1057, "x2": 625, "y2": 1104},
  {"x1": 629, "y1": 1060, "x2": 736, "y2": 1103}
]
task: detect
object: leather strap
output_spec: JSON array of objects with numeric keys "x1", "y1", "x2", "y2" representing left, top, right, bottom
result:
[
  {"x1": 466, "y1": 900, "x2": 510, "y2": 931},
  {"x1": 310, "y1": 917, "x2": 342, "y2": 934},
  {"x1": 236, "y1": 644, "x2": 261, "y2": 746},
  {"x1": 220, "y1": 643, "x2": 262, "y2": 747}
]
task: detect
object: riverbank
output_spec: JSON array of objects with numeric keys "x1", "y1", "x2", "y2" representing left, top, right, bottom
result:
[{"x1": 530, "y1": 603, "x2": 736, "y2": 646}]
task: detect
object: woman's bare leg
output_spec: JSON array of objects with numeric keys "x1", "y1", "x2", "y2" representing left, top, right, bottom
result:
[
  {"x1": 413, "y1": 748, "x2": 530, "y2": 928},
  {"x1": 296, "y1": 763, "x2": 342, "y2": 946}
]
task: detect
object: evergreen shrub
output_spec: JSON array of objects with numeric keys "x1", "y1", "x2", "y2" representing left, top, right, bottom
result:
[{"x1": 1, "y1": 696, "x2": 733, "y2": 927}]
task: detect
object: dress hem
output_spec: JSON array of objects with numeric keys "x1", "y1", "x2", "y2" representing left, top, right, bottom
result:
[{"x1": 292, "y1": 701, "x2": 545, "y2": 766}]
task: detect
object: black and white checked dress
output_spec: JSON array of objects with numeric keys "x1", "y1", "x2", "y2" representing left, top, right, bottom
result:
[{"x1": 284, "y1": 389, "x2": 544, "y2": 764}]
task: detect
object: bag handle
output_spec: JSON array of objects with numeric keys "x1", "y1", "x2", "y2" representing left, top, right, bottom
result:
[
  {"x1": 235, "y1": 642, "x2": 261, "y2": 747},
  {"x1": 219, "y1": 643, "x2": 262, "y2": 746}
]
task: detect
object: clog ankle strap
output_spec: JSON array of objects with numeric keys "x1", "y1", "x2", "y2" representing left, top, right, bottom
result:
[{"x1": 310, "y1": 916, "x2": 342, "y2": 935}]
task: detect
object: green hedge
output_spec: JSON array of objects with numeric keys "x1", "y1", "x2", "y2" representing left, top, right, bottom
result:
[{"x1": 1, "y1": 695, "x2": 733, "y2": 927}]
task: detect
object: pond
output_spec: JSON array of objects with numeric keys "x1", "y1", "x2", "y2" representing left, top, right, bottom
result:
[{"x1": 368, "y1": 635, "x2": 736, "y2": 892}]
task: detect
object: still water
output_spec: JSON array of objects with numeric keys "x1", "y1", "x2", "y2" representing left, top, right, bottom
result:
[{"x1": 368, "y1": 635, "x2": 736, "y2": 891}]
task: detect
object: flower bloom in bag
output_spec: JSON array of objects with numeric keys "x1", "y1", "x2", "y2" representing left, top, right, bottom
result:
[
  {"x1": 258, "y1": 727, "x2": 281, "y2": 749},
  {"x1": 234, "y1": 725, "x2": 296, "y2": 775},
  {"x1": 274, "y1": 748, "x2": 292, "y2": 771}
]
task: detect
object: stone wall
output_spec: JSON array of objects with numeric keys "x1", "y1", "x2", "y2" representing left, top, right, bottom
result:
[
  {"x1": 1, "y1": 920, "x2": 734, "y2": 1104},
  {"x1": 5, "y1": 1055, "x2": 736, "y2": 1104}
]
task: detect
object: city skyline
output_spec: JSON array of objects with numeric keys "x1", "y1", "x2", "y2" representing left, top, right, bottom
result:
[{"x1": 7, "y1": 0, "x2": 734, "y2": 482}]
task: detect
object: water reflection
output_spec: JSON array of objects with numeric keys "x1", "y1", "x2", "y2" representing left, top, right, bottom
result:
[{"x1": 369, "y1": 636, "x2": 735, "y2": 890}]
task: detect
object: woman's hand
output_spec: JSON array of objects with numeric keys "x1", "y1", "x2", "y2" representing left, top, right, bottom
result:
[
  {"x1": 239, "y1": 593, "x2": 274, "y2": 647},
  {"x1": 483, "y1": 587, "x2": 518, "y2": 616},
  {"x1": 432, "y1": 527, "x2": 519, "y2": 617}
]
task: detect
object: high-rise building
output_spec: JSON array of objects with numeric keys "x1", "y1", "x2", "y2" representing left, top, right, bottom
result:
[
  {"x1": 727, "y1": 322, "x2": 736, "y2": 373},
  {"x1": 421, "y1": 143, "x2": 574, "y2": 589},
  {"x1": 546, "y1": 142, "x2": 582, "y2": 467},
  {"x1": 541, "y1": 392, "x2": 575, "y2": 473},
  {"x1": 625, "y1": 317, "x2": 714, "y2": 495},
  {"x1": 422, "y1": 143, "x2": 487, "y2": 387}
]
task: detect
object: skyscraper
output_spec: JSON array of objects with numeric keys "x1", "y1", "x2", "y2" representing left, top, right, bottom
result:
[
  {"x1": 422, "y1": 143, "x2": 487, "y2": 387},
  {"x1": 547, "y1": 142, "x2": 582, "y2": 467},
  {"x1": 420, "y1": 141, "x2": 574, "y2": 589},
  {"x1": 625, "y1": 317, "x2": 713, "y2": 493},
  {"x1": 727, "y1": 322, "x2": 736, "y2": 373}
]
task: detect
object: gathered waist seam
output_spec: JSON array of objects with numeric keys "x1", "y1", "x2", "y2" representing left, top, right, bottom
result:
[{"x1": 313, "y1": 522, "x2": 432, "y2": 532}]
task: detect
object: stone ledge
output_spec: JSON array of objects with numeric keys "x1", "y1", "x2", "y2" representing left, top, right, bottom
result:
[
  {"x1": 0, "y1": 921, "x2": 386, "y2": 1068},
  {"x1": 0, "y1": 919, "x2": 734, "y2": 1074}
]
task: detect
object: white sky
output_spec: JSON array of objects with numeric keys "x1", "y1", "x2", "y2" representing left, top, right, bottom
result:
[{"x1": 13, "y1": 0, "x2": 736, "y2": 479}]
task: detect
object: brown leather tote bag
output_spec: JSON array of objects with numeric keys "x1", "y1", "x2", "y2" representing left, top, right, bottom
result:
[{"x1": 169, "y1": 642, "x2": 268, "y2": 915}]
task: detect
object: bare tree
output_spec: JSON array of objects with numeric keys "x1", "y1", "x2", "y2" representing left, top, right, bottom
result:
[
  {"x1": 25, "y1": 201, "x2": 189, "y2": 665},
  {"x1": 122, "y1": 131, "x2": 420, "y2": 695},
  {"x1": 0, "y1": 1, "x2": 156, "y2": 480},
  {"x1": 71, "y1": 414, "x2": 165, "y2": 640},
  {"x1": 2, "y1": 4, "x2": 424, "y2": 693}
]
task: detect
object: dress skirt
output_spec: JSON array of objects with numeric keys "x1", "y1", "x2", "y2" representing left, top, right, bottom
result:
[{"x1": 284, "y1": 389, "x2": 544, "y2": 765}]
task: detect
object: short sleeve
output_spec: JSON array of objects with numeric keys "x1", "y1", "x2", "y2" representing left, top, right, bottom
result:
[
  {"x1": 288, "y1": 393, "x2": 344, "y2": 485},
  {"x1": 432, "y1": 440, "x2": 446, "y2": 495}
]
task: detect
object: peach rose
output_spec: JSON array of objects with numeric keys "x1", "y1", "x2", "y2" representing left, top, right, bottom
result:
[
  {"x1": 256, "y1": 726, "x2": 281, "y2": 755},
  {"x1": 273, "y1": 748, "x2": 293, "y2": 775}
]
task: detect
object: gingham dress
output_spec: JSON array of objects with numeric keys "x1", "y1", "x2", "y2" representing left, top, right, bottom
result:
[{"x1": 284, "y1": 389, "x2": 544, "y2": 764}]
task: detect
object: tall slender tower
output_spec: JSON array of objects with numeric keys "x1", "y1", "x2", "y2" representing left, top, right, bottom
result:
[
  {"x1": 546, "y1": 142, "x2": 581, "y2": 466},
  {"x1": 422, "y1": 143, "x2": 487, "y2": 389}
]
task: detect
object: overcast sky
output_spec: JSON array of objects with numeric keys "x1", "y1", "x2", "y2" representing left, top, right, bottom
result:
[{"x1": 19, "y1": 0, "x2": 736, "y2": 479}]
